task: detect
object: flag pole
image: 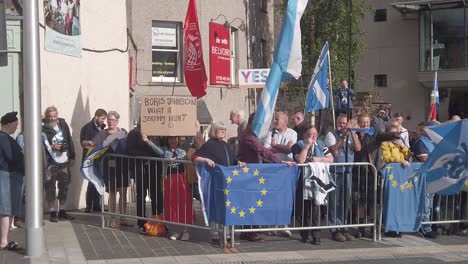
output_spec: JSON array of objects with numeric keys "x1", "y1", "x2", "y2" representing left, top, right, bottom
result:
[{"x1": 328, "y1": 46, "x2": 336, "y2": 129}]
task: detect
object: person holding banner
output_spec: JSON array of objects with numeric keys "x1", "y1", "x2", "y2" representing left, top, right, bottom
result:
[{"x1": 42, "y1": 106, "x2": 75, "y2": 223}]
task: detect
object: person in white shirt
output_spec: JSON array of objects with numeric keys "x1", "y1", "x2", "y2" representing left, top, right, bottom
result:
[
  {"x1": 263, "y1": 111, "x2": 297, "y2": 161},
  {"x1": 393, "y1": 113, "x2": 409, "y2": 147}
]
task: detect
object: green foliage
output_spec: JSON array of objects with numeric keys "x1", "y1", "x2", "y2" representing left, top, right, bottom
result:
[
  {"x1": 276, "y1": 0, "x2": 372, "y2": 88},
  {"x1": 301, "y1": 0, "x2": 372, "y2": 88}
]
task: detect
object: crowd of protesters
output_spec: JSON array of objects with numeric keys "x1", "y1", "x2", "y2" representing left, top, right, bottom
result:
[{"x1": 0, "y1": 92, "x2": 466, "y2": 249}]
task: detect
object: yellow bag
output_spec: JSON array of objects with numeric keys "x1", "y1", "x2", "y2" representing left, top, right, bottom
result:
[{"x1": 144, "y1": 215, "x2": 167, "y2": 237}]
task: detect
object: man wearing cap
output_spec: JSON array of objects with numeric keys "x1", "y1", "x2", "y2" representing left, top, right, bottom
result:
[
  {"x1": 80, "y1": 108, "x2": 107, "y2": 213},
  {"x1": 0, "y1": 112, "x2": 24, "y2": 250},
  {"x1": 42, "y1": 106, "x2": 75, "y2": 222}
]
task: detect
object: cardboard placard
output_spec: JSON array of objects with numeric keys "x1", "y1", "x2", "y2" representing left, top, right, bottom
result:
[{"x1": 141, "y1": 96, "x2": 197, "y2": 136}]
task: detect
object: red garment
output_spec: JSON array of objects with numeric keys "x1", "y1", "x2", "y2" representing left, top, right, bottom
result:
[{"x1": 163, "y1": 172, "x2": 194, "y2": 224}]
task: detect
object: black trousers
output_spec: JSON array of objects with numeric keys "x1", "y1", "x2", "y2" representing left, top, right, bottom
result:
[
  {"x1": 295, "y1": 175, "x2": 321, "y2": 239},
  {"x1": 135, "y1": 160, "x2": 163, "y2": 228},
  {"x1": 85, "y1": 183, "x2": 101, "y2": 210}
]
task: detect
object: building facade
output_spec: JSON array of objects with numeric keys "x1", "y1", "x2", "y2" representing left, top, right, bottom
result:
[
  {"x1": 126, "y1": 0, "x2": 275, "y2": 138},
  {"x1": 356, "y1": 0, "x2": 468, "y2": 128},
  {"x1": 2, "y1": 0, "x2": 130, "y2": 209}
]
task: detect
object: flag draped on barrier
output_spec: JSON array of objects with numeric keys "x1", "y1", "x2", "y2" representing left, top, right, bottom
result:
[
  {"x1": 197, "y1": 163, "x2": 299, "y2": 226},
  {"x1": 184, "y1": 0, "x2": 207, "y2": 98},
  {"x1": 381, "y1": 163, "x2": 426, "y2": 232},
  {"x1": 305, "y1": 42, "x2": 331, "y2": 112},
  {"x1": 252, "y1": 0, "x2": 308, "y2": 140},
  {"x1": 417, "y1": 119, "x2": 468, "y2": 195},
  {"x1": 80, "y1": 131, "x2": 127, "y2": 195}
]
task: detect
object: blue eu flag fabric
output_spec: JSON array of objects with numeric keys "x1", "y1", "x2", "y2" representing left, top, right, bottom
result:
[
  {"x1": 197, "y1": 163, "x2": 299, "y2": 226},
  {"x1": 381, "y1": 163, "x2": 426, "y2": 232}
]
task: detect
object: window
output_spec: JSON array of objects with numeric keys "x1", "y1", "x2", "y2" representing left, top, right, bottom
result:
[
  {"x1": 374, "y1": 9, "x2": 387, "y2": 22},
  {"x1": 374, "y1": 74, "x2": 387, "y2": 88},
  {"x1": 151, "y1": 21, "x2": 182, "y2": 82},
  {"x1": 230, "y1": 28, "x2": 238, "y2": 85}
]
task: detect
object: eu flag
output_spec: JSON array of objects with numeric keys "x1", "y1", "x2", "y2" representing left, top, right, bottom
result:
[
  {"x1": 197, "y1": 163, "x2": 299, "y2": 226},
  {"x1": 381, "y1": 163, "x2": 426, "y2": 232}
]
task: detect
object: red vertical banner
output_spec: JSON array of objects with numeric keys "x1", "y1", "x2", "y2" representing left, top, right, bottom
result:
[
  {"x1": 209, "y1": 22, "x2": 231, "y2": 86},
  {"x1": 184, "y1": 0, "x2": 207, "y2": 98}
]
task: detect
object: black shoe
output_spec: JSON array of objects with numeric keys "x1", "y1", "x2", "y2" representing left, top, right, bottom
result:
[
  {"x1": 85, "y1": 207, "x2": 92, "y2": 213},
  {"x1": 384, "y1": 231, "x2": 402, "y2": 238},
  {"x1": 423, "y1": 231, "x2": 439, "y2": 239},
  {"x1": 50, "y1": 211, "x2": 58, "y2": 222},
  {"x1": 58, "y1": 210, "x2": 75, "y2": 221},
  {"x1": 311, "y1": 236, "x2": 321, "y2": 245},
  {"x1": 300, "y1": 236, "x2": 311, "y2": 243},
  {"x1": 92, "y1": 207, "x2": 102, "y2": 212}
]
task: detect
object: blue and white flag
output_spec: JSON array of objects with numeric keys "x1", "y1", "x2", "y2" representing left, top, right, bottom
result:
[
  {"x1": 305, "y1": 42, "x2": 331, "y2": 112},
  {"x1": 416, "y1": 119, "x2": 468, "y2": 195},
  {"x1": 252, "y1": 0, "x2": 308, "y2": 140}
]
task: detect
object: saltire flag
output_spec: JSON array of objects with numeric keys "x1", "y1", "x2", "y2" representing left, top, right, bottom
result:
[
  {"x1": 381, "y1": 163, "x2": 426, "y2": 232},
  {"x1": 252, "y1": 0, "x2": 308, "y2": 141},
  {"x1": 80, "y1": 130, "x2": 127, "y2": 195},
  {"x1": 196, "y1": 163, "x2": 299, "y2": 226},
  {"x1": 416, "y1": 119, "x2": 468, "y2": 195},
  {"x1": 305, "y1": 42, "x2": 331, "y2": 112},
  {"x1": 184, "y1": 0, "x2": 207, "y2": 98},
  {"x1": 428, "y1": 71, "x2": 439, "y2": 121}
]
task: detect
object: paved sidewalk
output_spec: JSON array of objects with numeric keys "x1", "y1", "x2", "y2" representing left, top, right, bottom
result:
[{"x1": 2, "y1": 211, "x2": 468, "y2": 264}]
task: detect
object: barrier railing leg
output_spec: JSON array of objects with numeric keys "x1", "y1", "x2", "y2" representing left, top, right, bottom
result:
[
  {"x1": 223, "y1": 225, "x2": 227, "y2": 248},
  {"x1": 231, "y1": 226, "x2": 235, "y2": 249},
  {"x1": 101, "y1": 195, "x2": 105, "y2": 228}
]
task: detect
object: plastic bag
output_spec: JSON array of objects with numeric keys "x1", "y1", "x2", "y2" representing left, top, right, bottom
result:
[{"x1": 144, "y1": 215, "x2": 167, "y2": 237}]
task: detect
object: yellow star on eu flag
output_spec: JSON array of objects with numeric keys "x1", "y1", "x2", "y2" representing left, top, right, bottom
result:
[
  {"x1": 400, "y1": 184, "x2": 406, "y2": 191},
  {"x1": 256, "y1": 199, "x2": 264, "y2": 207},
  {"x1": 224, "y1": 188, "x2": 229, "y2": 196},
  {"x1": 389, "y1": 174, "x2": 394, "y2": 180},
  {"x1": 414, "y1": 176, "x2": 418, "y2": 182},
  {"x1": 392, "y1": 181, "x2": 398, "y2": 188},
  {"x1": 386, "y1": 165, "x2": 393, "y2": 171},
  {"x1": 249, "y1": 207, "x2": 256, "y2": 214},
  {"x1": 239, "y1": 210, "x2": 246, "y2": 217},
  {"x1": 259, "y1": 177, "x2": 266, "y2": 184},
  {"x1": 261, "y1": 188, "x2": 268, "y2": 196},
  {"x1": 253, "y1": 169, "x2": 260, "y2": 176},
  {"x1": 407, "y1": 182, "x2": 414, "y2": 189},
  {"x1": 243, "y1": 167, "x2": 250, "y2": 173},
  {"x1": 226, "y1": 176, "x2": 233, "y2": 184},
  {"x1": 231, "y1": 206, "x2": 237, "y2": 214},
  {"x1": 226, "y1": 200, "x2": 231, "y2": 207},
  {"x1": 233, "y1": 169, "x2": 239, "y2": 176}
]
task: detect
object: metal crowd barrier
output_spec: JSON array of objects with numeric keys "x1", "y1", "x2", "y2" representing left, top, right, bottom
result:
[
  {"x1": 422, "y1": 192, "x2": 468, "y2": 233},
  {"x1": 99, "y1": 154, "x2": 382, "y2": 248}
]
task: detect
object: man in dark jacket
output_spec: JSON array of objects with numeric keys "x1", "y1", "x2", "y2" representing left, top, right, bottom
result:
[
  {"x1": 80, "y1": 108, "x2": 107, "y2": 213},
  {"x1": 353, "y1": 113, "x2": 400, "y2": 237},
  {"x1": 42, "y1": 106, "x2": 75, "y2": 222}
]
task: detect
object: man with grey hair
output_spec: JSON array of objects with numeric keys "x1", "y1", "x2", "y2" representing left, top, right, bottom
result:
[
  {"x1": 264, "y1": 111, "x2": 297, "y2": 161},
  {"x1": 229, "y1": 109, "x2": 248, "y2": 155},
  {"x1": 42, "y1": 106, "x2": 75, "y2": 222}
]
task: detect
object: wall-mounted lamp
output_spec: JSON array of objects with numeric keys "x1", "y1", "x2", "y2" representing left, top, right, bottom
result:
[{"x1": 211, "y1": 14, "x2": 246, "y2": 31}]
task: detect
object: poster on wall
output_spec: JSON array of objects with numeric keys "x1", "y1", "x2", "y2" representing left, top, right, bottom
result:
[
  {"x1": 209, "y1": 22, "x2": 230, "y2": 86},
  {"x1": 140, "y1": 96, "x2": 197, "y2": 136},
  {"x1": 238, "y1": 68, "x2": 270, "y2": 88},
  {"x1": 152, "y1": 23, "x2": 179, "y2": 82},
  {"x1": 43, "y1": 0, "x2": 81, "y2": 57}
]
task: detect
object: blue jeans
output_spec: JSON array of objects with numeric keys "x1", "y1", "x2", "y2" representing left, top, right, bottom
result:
[
  {"x1": 421, "y1": 193, "x2": 433, "y2": 233},
  {"x1": 328, "y1": 171, "x2": 352, "y2": 232}
]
